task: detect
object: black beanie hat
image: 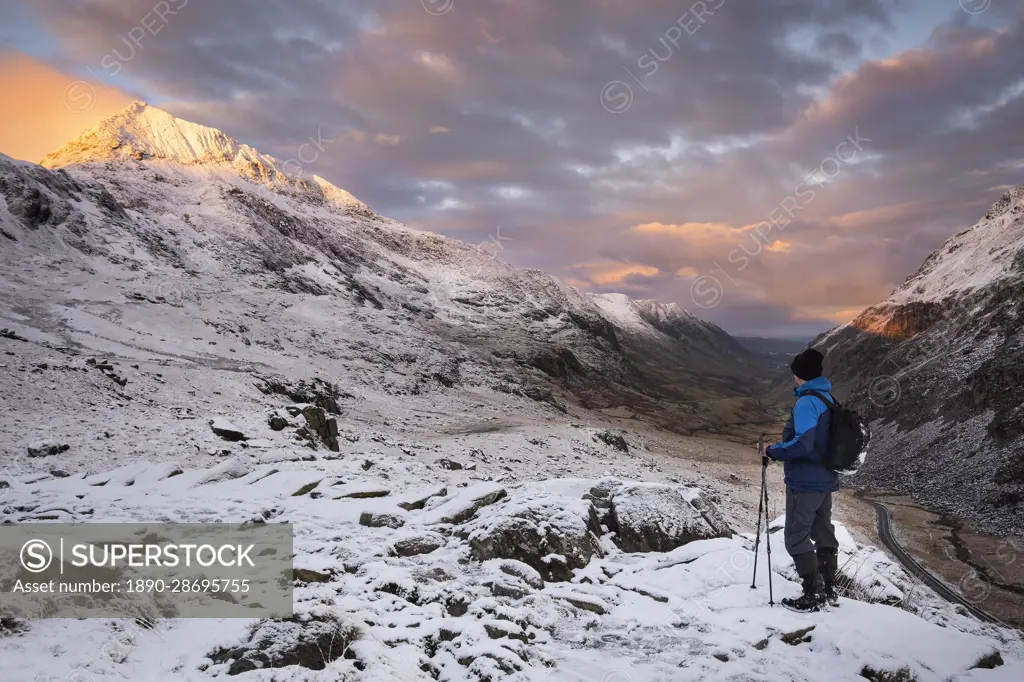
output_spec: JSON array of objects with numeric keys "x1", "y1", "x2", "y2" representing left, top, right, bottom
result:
[{"x1": 791, "y1": 348, "x2": 824, "y2": 381}]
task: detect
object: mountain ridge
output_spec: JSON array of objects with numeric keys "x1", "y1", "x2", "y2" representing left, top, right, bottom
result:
[
  {"x1": 2, "y1": 102, "x2": 777, "y2": 441},
  {"x1": 813, "y1": 184, "x2": 1024, "y2": 534}
]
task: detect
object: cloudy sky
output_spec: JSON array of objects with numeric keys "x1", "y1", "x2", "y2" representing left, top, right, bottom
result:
[{"x1": 2, "y1": 0, "x2": 1022, "y2": 338}]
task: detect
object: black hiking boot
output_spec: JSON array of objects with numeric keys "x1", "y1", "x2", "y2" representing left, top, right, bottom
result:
[
  {"x1": 783, "y1": 559, "x2": 824, "y2": 613},
  {"x1": 781, "y1": 590, "x2": 824, "y2": 613},
  {"x1": 817, "y1": 547, "x2": 839, "y2": 607},
  {"x1": 822, "y1": 582, "x2": 839, "y2": 607}
]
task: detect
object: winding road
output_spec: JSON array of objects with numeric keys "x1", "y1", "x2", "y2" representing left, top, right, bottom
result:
[{"x1": 867, "y1": 500, "x2": 1003, "y2": 625}]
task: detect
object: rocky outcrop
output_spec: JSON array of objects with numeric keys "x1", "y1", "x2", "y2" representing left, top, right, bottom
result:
[
  {"x1": 255, "y1": 375, "x2": 347, "y2": 414},
  {"x1": 608, "y1": 484, "x2": 732, "y2": 553},
  {"x1": 464, "y1": 495, "x2": 604, "y2": 582},
  {"x1": 592, "y1": 429, "x2": 629, "y2": 452},
  {"x1": 207, "y1": 615, "x2": 359, "y2": 675},
  {"x1": 301, "y1": 406, "x2": 339, "y2": 452}
]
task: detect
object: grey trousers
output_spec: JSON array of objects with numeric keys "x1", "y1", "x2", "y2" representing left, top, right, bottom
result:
[{"x1": 784, "y1": 488, "x2": 839, "y2": 558}]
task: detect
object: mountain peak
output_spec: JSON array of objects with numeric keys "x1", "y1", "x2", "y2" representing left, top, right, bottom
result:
[
  {"x1": 39, "y1": 101, "x2": 370, "y2": 213},
  {"x1": 42, "y1": 101, "x2": 247, "y2": 167},
  {"x1": 886, "y1": 184, "x2": 1024, "y2": 305}
]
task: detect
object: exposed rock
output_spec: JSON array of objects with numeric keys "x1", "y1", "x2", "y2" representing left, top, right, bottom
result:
[
  {"x1": 435, "y1": 458, "x2": 463, "y2": 470},
  {"x1": 391, "y1": 533, "x2": 445, "y2": 557},
  {"x1": 0, "y1": 328, "x2": 27, "y2": 341},
  {"x1": 209, "y1": 418, "x2": 247, "y2": 442},
  {"x1": 267, "y1": 415, "x2": 290, "y2": 431},
  {"x1": 207, "y1": 615, "x2": 359, "y2": 675},
  {"x1": 292, "y1": 568, "x2": 333, "y2": 583},
  {"x1": 418, "y1": 484, "x2": 507, "y2": 526},
  {"x1": 489, "y1": 579, "x2": 531, "y2": 600},
  {"x1": 396, "y1": 487, "x2": 448, "y2": 511},
  {"x1": 592, "y1": 429, "x2": 629, "y2": 452},
  {"x1": 255, "y1": 375, "x2": 348, "y2": 414},
  {"x1": 609, "y1": 483, "x2": 732, "y2": 553},
  {"x1": 465, "y1": 496, "x2": 603, "y2": 582},
  {"x1": 27, "y1": 441, "x2": 70, "y2": 458},
  {"x1": 49, "y1": 469, "x2": 72, "y2": 479},
  {"x1": 301, "y1": 406, "x2": 339, "y2": 452},
  {"x1": 333, "y1": 485, "x2": 390, "y2": 500},
  {"x1": 552, "y1": 591, "x2": 608, "y2": 615},
  {"x1": 497, "y1": 560, "x2": 545, "y2": 589},
  {"x1": 359, "y1": 511, "x2": 406, "y2": 529}
]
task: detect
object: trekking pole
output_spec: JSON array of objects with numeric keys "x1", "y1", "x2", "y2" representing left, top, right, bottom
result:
[
  {"x1": 761, "y1": 438, "x2": 775, "y2": 607},
  {"x1": 750, "y1": 433, "x2": 766, "y2": 589}
]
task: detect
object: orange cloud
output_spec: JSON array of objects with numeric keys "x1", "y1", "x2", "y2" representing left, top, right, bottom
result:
[
  {"x1": 0, "y1": 51, "x2": 135, "y2": 163},
  {"x1": 569, "y1": 261, "x2": 660, "y2": 286},
  {"x1": 632, "y1": 221, "x2": 738, "y2": 239}
]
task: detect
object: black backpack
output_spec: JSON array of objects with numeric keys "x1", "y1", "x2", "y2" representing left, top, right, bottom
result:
[{"x1": 801, "y1": 390, "x2": 870, "y2": 474}]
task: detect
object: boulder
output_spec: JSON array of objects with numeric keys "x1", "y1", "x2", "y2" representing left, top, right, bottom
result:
[
  {"x1": 359, "y1": 512, "x2": 406, "y2": 529},
  {"x1": 207, "y1": 615, "x2": 358, "y2": 675},
  {"x1": 609, "y1": 483, "x2": 732, "y2": 553},
  {"x1": 435, "y1": 458, "x2": 463, "y2": 470},
  {"x1": 333, "y1": 484, "x2": 391, "y2": 500},
  {"x1": 396, "y1": 487, "x2": 448, "y2": 511},
  {"x1": 27, "y1": 441, "x2": 70, "y2": 458},
  {"x1": 301, "y1": 406, "x2": 339, "y2": 452},
  {"x1": 268, "y1": 415, "x2": 290, "y2": 431},
  {"x1": 391, "y1": 533, "x2": 445, "y2": 557},
  {"x1": 209, "y1": 418, "x2": 247, "y2": 442},
  {"x1": 497, "y1": 560, "x2": 545, "y2": 589},
  {"x1": 592, "y1": 429, "x2": 629, "y2": 452},
  {"x1": 465, "y1": 496, "x2": 603, "y2": 582},
  {"x1": 418, "y1": 484, "x2": 507, "y2": 526}
]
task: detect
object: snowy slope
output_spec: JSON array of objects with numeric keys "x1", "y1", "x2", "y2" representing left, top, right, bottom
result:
[
  {"x1": 5, "y1": 102, "x2": 776, "y2": 439},
  {"x1": 887, "y1": 186, "x2": 1024, "y2": 306},
  {"x1": 812, "y1": 185, "x2": 1024, "y2": 534}
]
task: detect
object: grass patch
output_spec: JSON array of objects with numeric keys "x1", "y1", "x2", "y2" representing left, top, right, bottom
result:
[{"x1": 291, "y1": 480, "x2": 321, "y2": 497}]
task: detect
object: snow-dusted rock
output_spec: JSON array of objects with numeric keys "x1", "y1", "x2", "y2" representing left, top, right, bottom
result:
[
  {"x1": 396, "y1": 486, "x2": 448, "y2": 511},
  {"x1": 592, "y1": 429, "x2": 629, "y2": 452},
  {"x1": 360, "y1": 511, "x2": 406, "y2": 529},
  {"x1": 609, "y1": 483, "x2": 732, "y2": 553},
  {"x1": 391, "y1": 533, "x2": 445, "y2": 557},
  {"x1": 417, "y1": 483, "x2": 507, "y2": 525},
  {"x1": 26, "y1": 441, "x2": 70, "y2": 458},
  {"x1": 206, "y1": 613, "x2": 359, "y2": 675},
  {"x1": 495, "y1": 559, "x2": 545, "y2": 589},
  {"x1": 465, "y1": 493, "x2": 604, "y2": 582},
  {"x1": 301, "y1": 406, "x2": 339, "y2": 452},
  {"x1": 208, "y1": 417, "x2": 247, "y2": 442}
]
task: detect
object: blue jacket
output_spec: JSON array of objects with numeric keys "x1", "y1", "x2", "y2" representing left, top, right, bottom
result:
[{"x1": 766, "y1": 376, "x2": 840, "y2": 493}]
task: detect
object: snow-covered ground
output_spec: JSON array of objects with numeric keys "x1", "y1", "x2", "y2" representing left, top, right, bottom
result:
[
  {"x1": 2, "y1": 443, "x2": 1021, "y2": 681},
  {"x1": 1, "y1": 102, "x2": 1023, "y2": 681}
]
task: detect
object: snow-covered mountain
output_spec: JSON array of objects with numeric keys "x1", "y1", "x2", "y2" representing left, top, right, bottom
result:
[
  {"x1": 3, "y1": 102, "x2": 774, "y2": 440},
  {"x1": 814, "y1": 186, "x2": 1024, "y2": 534}
]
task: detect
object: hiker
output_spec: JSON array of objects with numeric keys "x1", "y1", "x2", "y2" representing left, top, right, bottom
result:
[{"x1": 764, "y1": 348, "x2": 840, "y2": 612}]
